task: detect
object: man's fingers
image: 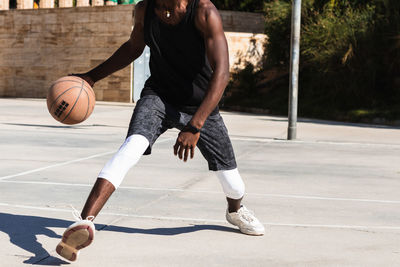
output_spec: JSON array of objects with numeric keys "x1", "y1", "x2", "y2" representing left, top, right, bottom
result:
[
  {"x1": 174, "y1": 132, "x2": 199, "y2": 161},
  {"x1": 184, "y1": 146, "x2": 189, "y2": 162},
  {"x1": 190, "y1": 146, "x2": 195, "y2": 159},
  {"x1": 178, "y1": 144, "x2": 184, "y2": 159},
  {"x1": 173, "y1": 140, "x2": 179, "y2": 155}
]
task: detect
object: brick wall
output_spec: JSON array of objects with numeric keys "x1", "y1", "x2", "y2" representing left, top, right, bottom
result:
[
  {"x1": 220, "y1": 11, "x2": 264, "y2": 34},
  {"x1": 226, "y1": 32, "x2": 267, "y2": 71},
  {"x1": 0, "y1": 6, "x2": 265, "y2": 102},
  {"x1": 0, "y1": 5, "x2": 134, "y2": 102},
  {"x1": 222, "y1": 11, "x2": 266, "y2": 71}
]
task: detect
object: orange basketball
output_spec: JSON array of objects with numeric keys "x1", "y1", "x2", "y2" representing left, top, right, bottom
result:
[{"x1": 47, "y1": 76, "x2": 96, "y2": 125}]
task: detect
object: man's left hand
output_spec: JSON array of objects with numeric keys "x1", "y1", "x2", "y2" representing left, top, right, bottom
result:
[{"x1": 173, "y1": 131, "x2": 200, "y2": 162}]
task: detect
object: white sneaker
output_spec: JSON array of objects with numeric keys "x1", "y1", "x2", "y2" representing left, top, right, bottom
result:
[
  {"x1": 56, "y1": 208, "x2": 95, "y2": 261},
  {"x1": 226, "y1": 205, "x2": 265, "y2": 236}
]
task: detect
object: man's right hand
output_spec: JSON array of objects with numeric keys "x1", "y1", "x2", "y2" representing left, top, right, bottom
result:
[{"x1": 68, "y1": 73, "x2": 95, "y2": 87}]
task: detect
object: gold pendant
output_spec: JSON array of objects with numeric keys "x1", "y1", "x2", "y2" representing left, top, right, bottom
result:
[{"x1": 166, "y1": 10, "x2": 171, "y2": 18}]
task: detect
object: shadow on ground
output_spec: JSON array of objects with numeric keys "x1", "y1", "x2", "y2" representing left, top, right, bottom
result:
[
  {"x1": 0, "y1": 213, "x2": 70, "y2": 265},
  {"x1": 0, "y1": 213, "x2": 237, "y2": 266},
  {"x1": 1, "y1": 123, "x2": 125, "y2": 129}
]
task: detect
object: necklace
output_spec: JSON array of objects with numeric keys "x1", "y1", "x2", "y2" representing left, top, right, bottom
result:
[{"x1": 165, "y1": 10, "x2": 171, "y2": 18}]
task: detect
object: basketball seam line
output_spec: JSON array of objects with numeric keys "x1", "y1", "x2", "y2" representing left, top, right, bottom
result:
[
  {"x1": 51, "y1": 79, "x2": 91, "y2": 91},
  {"x1": 61, "y1": 84, "x2": 83, "y2": 123},
  {"x1": 82, "y1": 86, "x2": 90, "y2": 122},
  {"x1": 49, "y1": 86, "x2": 81, "y2": 112}
]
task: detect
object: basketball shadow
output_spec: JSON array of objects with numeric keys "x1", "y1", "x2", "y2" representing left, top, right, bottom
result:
[
  {"x1": 2, "y1": 123, "x2": 125, "y2": 129},
  {"x1": 0, "y1": 213, "x2": 237, "y2": 266},
  {"x1": 2, "y1": 123, "x2": 85, "y2": 129}
]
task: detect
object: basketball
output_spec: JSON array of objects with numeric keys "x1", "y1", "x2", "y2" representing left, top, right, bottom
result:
[{"x1": 47, "y1": 76, "x2": 96, "y2": 125}]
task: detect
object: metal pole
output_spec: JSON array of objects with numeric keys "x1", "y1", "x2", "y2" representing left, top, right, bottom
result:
[{"x1": 288, "y1": 0, "x2": 302, "y2": 140}]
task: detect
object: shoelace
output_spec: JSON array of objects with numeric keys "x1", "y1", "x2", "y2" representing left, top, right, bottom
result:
[
  {"x1": 238, "y1": 207, "x2": 255, "y2": 223},
  {"x1": 70, "y1": 205, "x2": 95, "y2": 221}
]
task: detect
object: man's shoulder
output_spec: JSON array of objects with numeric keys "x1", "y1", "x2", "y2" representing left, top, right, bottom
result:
[
  {"x1": 196, "y1": 0, "x2": 221, "y2": 24},
  {"x1": 135, "y1": 0, "x2": 147, "y2": 13},
  {"x1": 196, "y1": 0, "x2": 218, "y2": 17},
  {"x1": 195, "y1": 0, "x2": 223, "y2": 32},
  {"x1": 134, "y1": 0, "x2": 148, "y2": 24}
]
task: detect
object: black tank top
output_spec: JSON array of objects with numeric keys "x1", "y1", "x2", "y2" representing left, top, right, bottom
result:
[{"x1": 142, "y1": 0, "x2": 217, "y2": 114}]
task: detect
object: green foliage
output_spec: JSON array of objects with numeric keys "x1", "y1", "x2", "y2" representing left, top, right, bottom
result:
[
  {"x1": 263, "y1": 0, "x2": 291, "y2": 67},
  {"x1": 224, "y1": 64, "x2": 255, "y2": 106},
  {"x1": 227, "y1": 0, "x2": 400, "y2": 123}
]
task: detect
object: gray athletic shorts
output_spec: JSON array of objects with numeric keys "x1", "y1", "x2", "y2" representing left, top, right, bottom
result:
[{"x1": 126, "y1": 94, "x2": 237, "y2": 171}]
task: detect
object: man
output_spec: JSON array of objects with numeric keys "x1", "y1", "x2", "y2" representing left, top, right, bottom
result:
[{"x1": 56, "y1": 0, "x2": 265, "y2": 262}]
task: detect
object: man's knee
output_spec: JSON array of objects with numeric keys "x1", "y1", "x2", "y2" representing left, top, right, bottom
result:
[
  {"x1": 98, "y1": 134, "x2": 149, "y2": 189},
  {"x1": 215, "y1": 168, "x2": 245, "y2": 199}
]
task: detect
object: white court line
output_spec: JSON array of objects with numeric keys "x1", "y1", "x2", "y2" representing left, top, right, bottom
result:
[
  {"x1": 0, "y1": 138, "x2": 173, "y2": 181},
  {"x1": 1, "y1": 202, "x2": 399, "y2": 231},
  {"x1": 1, "y1": 135, "x2": 396, "y2": 181},
  {"x1": 0, "y1": 151, "x2": 116, "y2": 181},
  {"x1": 1, "y1": 179, "x2": 400, "y2": 204},
  {"x1": 230, "y1": 136, "x2": 400, "y2": 148}
]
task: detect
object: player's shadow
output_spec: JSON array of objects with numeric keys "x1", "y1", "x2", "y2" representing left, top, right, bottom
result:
[
  {"x1": 0, "y1": 212, "x2": 236, "y2": 266},
  {"x1": 105, "y1": 223, "x2": 238, "y2": 235},
  {"x1": 0, "y1": 213, "x2": 71, "y2": 265}
]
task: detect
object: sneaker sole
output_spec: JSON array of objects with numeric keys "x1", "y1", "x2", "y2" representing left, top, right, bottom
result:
[
  {"x1": 56, "y1": 224, "x2": 94, "y2": 261},
  {"x1": 239, "y1": 228, "x2": 265, "y2": 236},
  {"x1": 226, "y1": 217, "x2": 265, "y2": 236}
]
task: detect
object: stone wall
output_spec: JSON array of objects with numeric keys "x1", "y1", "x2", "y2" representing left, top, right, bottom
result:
[
  {"x1": 226, "y1": 32, "x2": 267, "y2": 71},
  {"x1": 0, "y1": 6, "x2": 265, "y2": 102},
  {"x1": 0, "y1": 5, "x2": 134, "y2": 102},
  {"x1": 220, "y1": 11, "x2": 264, "y2": 34},
  {"x1": 223, "y1": 11, "x2": 266, "y2": 71}
]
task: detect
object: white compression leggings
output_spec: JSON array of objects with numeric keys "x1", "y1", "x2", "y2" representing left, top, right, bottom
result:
[{"x1": 98, "y1": 134, "x2": 245, "y2": 199}]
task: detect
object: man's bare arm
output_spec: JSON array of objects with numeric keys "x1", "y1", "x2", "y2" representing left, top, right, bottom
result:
[
  {"x1": 83, "y1": 1, "x2": 147, "y2": 85},
  {"x1": 173, "y1": 1, "x2": 229, "y2": 161},
  {"x1": 191, "y1": 1, "x2": 230, "y2": 129}
]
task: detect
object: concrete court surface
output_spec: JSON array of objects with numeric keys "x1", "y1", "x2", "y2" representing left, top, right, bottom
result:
[{"x1": 0, "y1": 98, "x2": 400, "y2": 267}]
